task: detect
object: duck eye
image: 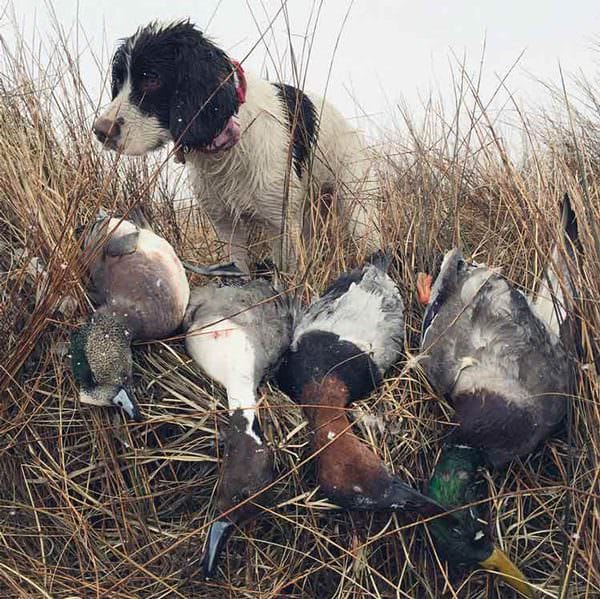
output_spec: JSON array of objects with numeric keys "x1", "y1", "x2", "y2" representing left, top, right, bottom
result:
[{"x1": 141, "y1": 71, "x2": 161, "y2": 92}]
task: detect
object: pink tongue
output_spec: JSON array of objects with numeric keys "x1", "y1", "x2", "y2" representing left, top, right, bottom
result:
[{"x1": 202, "y1": 115, "x2": 241, "y2": 153}]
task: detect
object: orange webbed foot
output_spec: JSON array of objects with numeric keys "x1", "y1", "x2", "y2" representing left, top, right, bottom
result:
[{"x1": 416, "y1": 272, "x2": 433, "y2": 305}]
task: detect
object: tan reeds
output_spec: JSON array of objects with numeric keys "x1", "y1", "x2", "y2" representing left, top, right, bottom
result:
[{"x1": 0, "y1": 10, "x2": 599, "y2": 599}]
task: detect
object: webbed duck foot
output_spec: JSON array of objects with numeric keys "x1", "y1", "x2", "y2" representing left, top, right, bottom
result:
[{"x1": 416, "y1": 272, "x2": 433, "y2": 305}]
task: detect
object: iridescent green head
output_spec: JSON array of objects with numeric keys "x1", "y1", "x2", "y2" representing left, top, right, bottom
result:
[{"x1": 427, "y1": 446, "x2": 533, "y2": 598}]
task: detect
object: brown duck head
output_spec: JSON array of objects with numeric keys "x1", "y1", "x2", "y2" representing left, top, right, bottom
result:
[
  {"x1": 302, "y1": 376, "x2": 444, "y2": 516},
  {"x1": 201, "y1": 409, "x2": 274, "y2": 578}
]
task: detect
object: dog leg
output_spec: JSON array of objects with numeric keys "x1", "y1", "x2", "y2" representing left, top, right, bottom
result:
[
  {"x1": 267, "y1": 213, "x2": 302, "y2": 273},
  {"x1": 203, "y1": 204, "x2": 251, "y2": 274}
]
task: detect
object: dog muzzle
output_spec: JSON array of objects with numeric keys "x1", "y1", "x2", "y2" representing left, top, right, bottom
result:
[{"x1": 200, "y1": 114, "x2": 241, "y2": 153}]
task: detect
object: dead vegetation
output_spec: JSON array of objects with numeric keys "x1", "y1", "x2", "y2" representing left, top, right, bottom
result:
[{"x1": 0, "y1": 13, "x2": 599, "y2": 599}]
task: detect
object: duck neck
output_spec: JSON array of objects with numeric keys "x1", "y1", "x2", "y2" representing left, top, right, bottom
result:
[
  {"x1": 226, "y1": 383, "x2": 262, "y2": 445},
  {"x1": 300, "y1": 376, "x2": 354, "y2": 450}
]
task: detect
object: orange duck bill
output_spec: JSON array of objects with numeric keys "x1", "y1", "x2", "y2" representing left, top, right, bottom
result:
[{"x1": 416, "y1": 272, "x2": 433, "y2": 306}]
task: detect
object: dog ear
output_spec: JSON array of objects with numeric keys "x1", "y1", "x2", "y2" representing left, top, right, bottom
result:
[{"x1": 169, "y1": 37, "x2": 238, "y2": 151}]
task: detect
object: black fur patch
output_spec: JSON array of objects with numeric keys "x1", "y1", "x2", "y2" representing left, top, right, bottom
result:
[
  {"x1": 276, "y1": 330, "x2": 381, "y2": 403},
  {"x1": 113, "y1": 21, "x2": 239, "y2": 148},
  {"x1": 111, "y1": 47, "x2": 127, "y2": 100},
  {"x1": 272, "y1": 83, "x2": 318, "y2": 179}
]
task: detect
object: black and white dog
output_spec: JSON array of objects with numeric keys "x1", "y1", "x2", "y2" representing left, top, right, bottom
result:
[{"x1": 93, "y1": 20, "x2": 380, "y2": 272}]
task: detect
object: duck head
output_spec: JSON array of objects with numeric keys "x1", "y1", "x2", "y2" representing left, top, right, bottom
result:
[
  {"x1": 201, "y1": 409, "x2": 274, "y2": 578},
  {"x1": 300, "y1": 377, "x2": 445, "y2": 516},
  {"x1": 70, "y1": 311, "x2": 142, "y2": 421},
  {"x1": 427, "y1": 445, "x2": 533, "y2": 598}
]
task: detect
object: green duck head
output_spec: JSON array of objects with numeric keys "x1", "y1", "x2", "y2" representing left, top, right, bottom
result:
[
  {"x1": 70, "y1": 311, "x2": 142, "y2": 421},
  {"x1": 427, "y1": 445, "x2": 533, "y2": 598}
]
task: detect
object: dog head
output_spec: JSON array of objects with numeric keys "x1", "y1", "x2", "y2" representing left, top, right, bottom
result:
[{"x1": 93, "y1": 21, "x2": 242, "y2": 156}]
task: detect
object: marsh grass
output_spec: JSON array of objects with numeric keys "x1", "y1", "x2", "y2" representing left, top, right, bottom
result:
[{"x1": 0, "y1": 9, "x2": 599, "y2": 599}]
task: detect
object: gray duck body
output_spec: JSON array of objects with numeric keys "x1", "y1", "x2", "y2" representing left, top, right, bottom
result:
[
  {"x1": 183, "y1": 278, "x2": 292, "y2": 578},
  {"x1": 291, "y1": 258, "x2": 405, "y2": 375},
  {"x1": 420, "y1": 248, "x2": 574, "y2": 467},
  {"x1": 184, "y1": 278, "x2": 292, "y2": 391}
]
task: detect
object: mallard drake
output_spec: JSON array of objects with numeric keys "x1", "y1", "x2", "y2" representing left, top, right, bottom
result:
[
  {"x1": 418, "y1": 195, "x2": 578, "y2": 465},
  {"x1": 70, "y1": 212, "x2": 190, "y2": 421},
  {"x1": 427, "y1": 446, "x2": 533, "y2": 598},
  {"x1": 183, "y1": 278, "x2": 292, "y2": 578},
  {"x1": 277, "y1": 253, "x2": 444, "y2": 516},
  {"x1": 417, "y1": 195, "x2": 579, "y2": 598}
]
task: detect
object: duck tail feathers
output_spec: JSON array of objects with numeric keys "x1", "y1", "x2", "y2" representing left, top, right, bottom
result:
[{"x1": 534, "y1": 193, "x2": 581, "y2": 343}]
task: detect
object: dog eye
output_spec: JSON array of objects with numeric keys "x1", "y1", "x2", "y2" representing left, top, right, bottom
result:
[{"x1": 141, "y1": 71, "x2": 161, "y2": 92}]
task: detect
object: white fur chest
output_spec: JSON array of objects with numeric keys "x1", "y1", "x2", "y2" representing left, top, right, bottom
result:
[{"x1": 185, "y1": 74, "x2": 302, "y2": 220}]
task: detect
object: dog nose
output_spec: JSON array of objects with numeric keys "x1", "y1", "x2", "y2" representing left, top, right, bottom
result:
[{"x1": 93, "y1": 117, "x2": 122, "y2": 143}]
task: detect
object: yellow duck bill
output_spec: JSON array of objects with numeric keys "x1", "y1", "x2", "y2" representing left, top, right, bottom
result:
[{"x1": 479, "y1": 546, "x2": 534, "y2": 598}]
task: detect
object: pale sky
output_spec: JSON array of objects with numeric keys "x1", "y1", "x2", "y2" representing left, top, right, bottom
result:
[{"x1": 2, "y1": 1, "x2": 599, "y2": 139}]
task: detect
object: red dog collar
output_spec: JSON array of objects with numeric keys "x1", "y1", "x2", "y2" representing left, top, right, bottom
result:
[{"x1": 231, "y1": 59, "x2": 247, "y2": 105}]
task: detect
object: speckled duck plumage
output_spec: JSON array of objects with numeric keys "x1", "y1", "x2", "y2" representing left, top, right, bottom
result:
[{"x1": 70, "y1": 211, "x2": 189, "y2": 420}]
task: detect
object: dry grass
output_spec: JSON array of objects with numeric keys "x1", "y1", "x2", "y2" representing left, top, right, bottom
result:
[{"x1": 1, "y1": 15, "x2": 599, "y2": 599}]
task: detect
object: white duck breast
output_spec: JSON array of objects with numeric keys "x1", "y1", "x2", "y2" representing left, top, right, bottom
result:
[{"x1": 184, "y1": 280, "x2": 292, "y2": 438}]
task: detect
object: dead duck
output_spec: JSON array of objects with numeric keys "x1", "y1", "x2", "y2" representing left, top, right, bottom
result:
[
  {"x1": 277, "y1": 252, "x2": 444, "y2": 516},
  {"x1": 427, "y1": 446, "x2": 533, "y2": 598},
  {"x1": 416, "y1": 196, "x2": 580, "y2": 597},
  {"x1": 70, "y1": 211, "x2": 190, "y2": 420},
  {"x1": 183, "y1": 278, "x2": 292, "y2": 578},
  {"x1": 417, "y1": 195, "x2": 578, "y2": 466}
]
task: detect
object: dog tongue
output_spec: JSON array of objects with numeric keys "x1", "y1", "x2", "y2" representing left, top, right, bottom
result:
[{"x1": 202, "y1": 114, "x2": 241, "y2": 153}]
